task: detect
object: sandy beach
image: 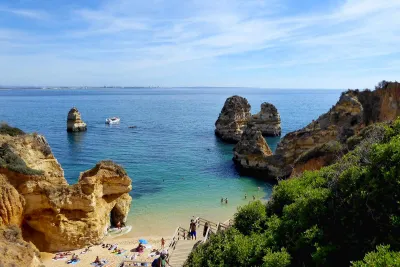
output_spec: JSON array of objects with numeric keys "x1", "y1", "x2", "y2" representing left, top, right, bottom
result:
[{"x1": 41, "y1": 236, "x2": 170, "y2": 267}]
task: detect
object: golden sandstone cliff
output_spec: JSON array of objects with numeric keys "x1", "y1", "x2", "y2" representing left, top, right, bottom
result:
[
  {"x1": 0, "y1": 125, "x2": 132, "y2": 260},
  {"x1": 67, "y1": 107, "x2": 87, "y2": 132},
  {"x1": 233, "y1": 81, "x2": 400, "y2": 180}
]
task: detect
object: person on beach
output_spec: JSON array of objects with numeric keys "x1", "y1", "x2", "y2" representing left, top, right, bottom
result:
[
  {"x1": 245, "y1": 193, "x2": 247, "y2": 199},
  {"x1": 117, "y1": 221, "x2": 121, "y2": 230},
  {"x1": 94, "y1": 256, "x2": 101, "y2": 264},
  {"x1": 189, "y1": 219, "x2": 197, "y2": 240},
  {"x1": 225, "y1": 198, "x2": 228, "y2": 204},
  {"x1": 203, "y1": 222, "x2": 209, "y2": 237},
  {"x1": 161, "y1": 237, "x2": 165, "y2": 249},
  {"x1": 221, "y1": 197, "x2": 224, "y2": 203}
]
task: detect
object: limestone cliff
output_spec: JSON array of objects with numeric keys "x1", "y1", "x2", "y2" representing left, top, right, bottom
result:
[
  {"x1": 233, "y1": 81, "x2": 400, "y2": 180},
  {"x1": 215, "y1": 96, "x2": 252, "y2": 143},
  {"x1": 0, "y1": 126, "x2": 132, "y2": 252},
  {"x1": 233, "y1": 125, "x2": 276, "y2": 177},
  {"x1": 67, "y1": 107, "x2": 87, "y2": 132},
  {"x1": 250, "y1": 102, "x2": 281, "y2": 136},
  {"x1": 0, "y1": 226, "x2": 42, "y2": 267}
]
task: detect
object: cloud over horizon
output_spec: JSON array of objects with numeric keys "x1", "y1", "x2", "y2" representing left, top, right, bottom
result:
[{"x1": 0, "y1": 0, "x2": 399, "y2": 89}]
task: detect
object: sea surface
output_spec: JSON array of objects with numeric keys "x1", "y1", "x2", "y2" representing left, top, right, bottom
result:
[{"x1": 0, "y1": 87, "x2": 342, "y2": 237}]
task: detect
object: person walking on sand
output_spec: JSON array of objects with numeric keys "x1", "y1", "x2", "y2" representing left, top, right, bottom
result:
[
  {"x1": 189, "y1": 219, "x2": 197, "y2": 240},
  {"x1": 161, "y1": 237, "x2": 165, "y2": 249}
]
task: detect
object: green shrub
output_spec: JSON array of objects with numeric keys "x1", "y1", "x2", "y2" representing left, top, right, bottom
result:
[
  {"x1": 187, "y1": 118, "x2": 400, "y2": 267},
  {"x1": 234, "y1": 200, "x2": 267, "y2": 235},
  {"x1": 262, "y1": 248, "x2": 291, "y2": 267},
  {"x1": 0, "y1": 144, "x2": 43, "y2": 175},
  {"x1": 351, "y1": 245, "x2": 400, "y2": 267},
  {"x1": 0, "y1": 123, "x2": 25, "y2": 136}
]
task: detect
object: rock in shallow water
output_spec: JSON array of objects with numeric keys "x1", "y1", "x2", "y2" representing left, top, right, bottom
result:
[
  {"x1": 67, "y1": 107, "x2": 87, "y2": 132},
  {"x1": 250, "y1": 102, "x2": 281, "y2": 136},
  {"x1": 215, "y1": 95, "x2": 251, "y2": 143}
]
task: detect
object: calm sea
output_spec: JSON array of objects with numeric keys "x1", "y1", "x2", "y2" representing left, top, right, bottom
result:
[{"x1": 0, "y1": 87, "x2": 341, "y2": 236}]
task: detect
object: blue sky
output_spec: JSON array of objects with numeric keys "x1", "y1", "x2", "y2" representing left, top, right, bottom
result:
[{"x1": 0, "y1": 0, "x2": 399, "y2": 88}]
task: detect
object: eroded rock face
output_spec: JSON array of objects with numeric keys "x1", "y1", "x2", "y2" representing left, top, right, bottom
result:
[
  {"x1": 0, "y1": 178, "x2": 25, "y2": 227},
  {"x1": 0, "y1": 131, "x2": 132, "y2": 252},
  {"x1": 250, "y1": 102, "x2": 281, "y2": 136},
  {"x1": 67, "y1": 107, "x2": 87, "y2": 132},
  {"x1": 234, "y1": 81, "x2": 400, "y2": 180},
  {"x1": 215, "y1": 96, "x2": 251, "y2": 143},
  {"x1": 0, "y1": 226, "x2": 42, "y2": 267},
  {"x1": 233, "y1": 125, "x2": 282, "y2": 178}
]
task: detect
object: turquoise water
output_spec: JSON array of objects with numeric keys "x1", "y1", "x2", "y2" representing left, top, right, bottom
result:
[{"x1": 0, "y1": 88, "x2": 341, "y2": 236}]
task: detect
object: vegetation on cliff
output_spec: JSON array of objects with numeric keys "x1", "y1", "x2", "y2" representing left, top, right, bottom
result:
[
  {"x1": 0, "y1": 143, "x2": 44, "y2": 175},
  {"x1": 186, "y1": 119, "x2": 400, "y2": 266},
  {"x1": 0, "y1": 123, "x2": 25, "y2": 136}
]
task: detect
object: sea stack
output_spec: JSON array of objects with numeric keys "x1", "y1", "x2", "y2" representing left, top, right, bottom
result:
[
  {"x1": 233, "y1": 124, "x2": 281, "y2": 178},
  {"x1": 215, "y1": 96, "x2": 251, "y2": 143},
  {"x1": 250, "y1": 102, "x2": 281, "y2": 136},
  {"x1": 67, "y1": 107, "x2": 87, "y2": 132},
  {"x1": 232, "y1": 81, "x2": 400, "y2": 180}
]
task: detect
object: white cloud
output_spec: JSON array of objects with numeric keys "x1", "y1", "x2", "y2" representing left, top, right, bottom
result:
[
  {"x1": 0, "y1": 0, "x2": 399, "y2": 87},
  {"x1": 0, "y1": 6, "x2": 48, "y2": 20}
]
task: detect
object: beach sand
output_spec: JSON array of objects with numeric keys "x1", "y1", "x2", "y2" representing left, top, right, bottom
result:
[{"x1": 41, "y1": 236, "x2": 169, "y2": 267}]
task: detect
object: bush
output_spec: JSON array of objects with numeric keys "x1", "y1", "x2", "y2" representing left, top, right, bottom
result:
[
  {"x1": 263, "y1": 248, "x2": 291, "y2": 267},
  {"x1": 0, "y1": 144, "x2": 43, "y2": 175},
  {"x1": 0, "y1": 123, "x2": 25, "y2": 136},
  {"x1": 187, "y1": 118, "x2": 400, "y2": 267},
  {"x1": 351, "y1": 245, "x2": 400, "y2": 267},
  {"x1": 234, "y1": 200, "x2": 267, "y2": 235}
]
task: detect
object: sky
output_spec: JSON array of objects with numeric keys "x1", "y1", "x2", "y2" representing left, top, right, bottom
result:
[{"x1": 0, "y1": 0, "x2": 399, "y2": 89}]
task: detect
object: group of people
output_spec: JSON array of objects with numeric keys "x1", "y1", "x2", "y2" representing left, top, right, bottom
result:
[
  {"x1": 220, "y1": 197, "x2": 228, "y2": 204},
  {"x1": 244, "y1": 193, "x2": 256, "y2": 200}
]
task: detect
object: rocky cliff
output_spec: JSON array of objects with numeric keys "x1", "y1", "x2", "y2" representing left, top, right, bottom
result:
[
  {"x1": 0, "y1": 125, "x2": 132, "y2": 252},
  {"x1": 250, "y1": 102, "x2": 281, "y2": 136},
  {"x1": 233, "y1": 81, "x2": 400, "y2": 180},
  {"x1": 233, "y1": 125, "x2": 283, "y2": 178},
  {"x1": 215, "y1": 97, "x2": 282, "y2": 143},
  {"x1": 215, "y1": 96, "x2": 252, "y2": 143},
  {"x1": 67, "y1": 107, "x2": 87, "y2": 132},
  {"x1": 0, "y1": 226, "x2": 42, "y2": 267}
]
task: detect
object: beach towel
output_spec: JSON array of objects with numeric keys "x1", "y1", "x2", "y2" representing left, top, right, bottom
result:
[
  {"x1": 68, "y1": 259, "x2": 80, "y2": 265},
  {"x1": 117, "y1": 249, "x2": 127, "y2": 255},
  {"x1": 52, "y1": 257, "x2": 66, "y2": 261},
  {"x1": 90, "y1": 259, "x2": 108, "y2": 267}
]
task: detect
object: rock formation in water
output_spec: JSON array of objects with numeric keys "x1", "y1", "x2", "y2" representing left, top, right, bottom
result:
[
  {"x1": 233, "y1": 81, "x2": 400, "y2": 180},
  {"x1": 215, "y1": 96, "x2": 252, "y2": 143},
  {"x1": 250, "y1": 102, "x2": 281, "y2": 136},
  {"x1": 0, "y1": 125, "x2": 132, "y2": 252},
  {"x1": 233, "y1": 124, "x2": 277, "y2": 177},
  {"x1": 67, "y1": 107, "x2": 87, "y2": 132}
]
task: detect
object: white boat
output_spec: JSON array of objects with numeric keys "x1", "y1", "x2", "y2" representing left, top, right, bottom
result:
[{"x1": 105, "y1": 117, "x2": 120, "y2": 124}]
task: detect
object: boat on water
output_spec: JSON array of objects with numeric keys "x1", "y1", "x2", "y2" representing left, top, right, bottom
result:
[{"x1": 105, "y1": 117, "x2": 120, "y2": 124}]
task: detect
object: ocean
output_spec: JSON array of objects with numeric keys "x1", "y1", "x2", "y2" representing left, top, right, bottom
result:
[{"x1": 0, "y1": 87, "x2": 341, "y2": 237}]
